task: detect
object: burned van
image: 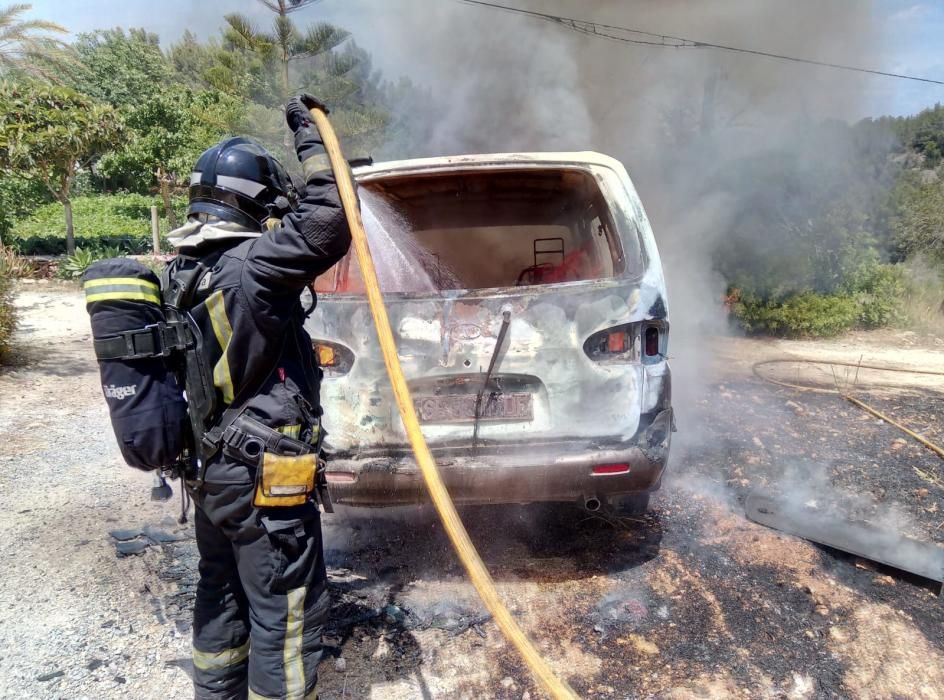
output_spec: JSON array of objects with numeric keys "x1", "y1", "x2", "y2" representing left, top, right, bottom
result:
[{"x1": 307, "y1": 152, "x2": 673, "y2": 515}]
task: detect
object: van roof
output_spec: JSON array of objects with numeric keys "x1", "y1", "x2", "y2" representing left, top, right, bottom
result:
[{"x1": 353, "y1": 151, "x2": 627, "y2": 179}]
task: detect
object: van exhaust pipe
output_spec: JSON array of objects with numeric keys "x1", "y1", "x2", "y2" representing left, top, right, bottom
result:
[{"x1": 583, "y1": 496, "x2": 602, "y2": 512}]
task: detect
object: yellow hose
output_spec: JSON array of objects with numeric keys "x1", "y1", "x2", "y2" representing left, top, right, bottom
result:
[
  {"x1": 753, "y1": 358, "x2": 944, "y2": 461},
  {"x1": 842, "y1": 394, "x2": 944, "y2": 460},
  {"x1": 310, "y1": 107, "x2": 579, "y2": 699}
]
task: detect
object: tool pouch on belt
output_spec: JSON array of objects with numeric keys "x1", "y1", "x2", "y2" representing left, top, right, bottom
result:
[
  {"x1": 221, "y1": 413, "x2": 330, "y2": 510},
  {"x1": 256, "y1": 452, "x2": 318, "y2": 507}
]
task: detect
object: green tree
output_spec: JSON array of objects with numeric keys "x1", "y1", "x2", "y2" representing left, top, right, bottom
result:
[
  {"x1": 182, "y1": 15, "x2": 383, "y2": 158},
  {"x1": 375, "y1": 76, "x2": 437, "y2": 159},
  {"x1": 0, "y1": 81, "x2": 122, "y2": 254},
  {"x1": 299, "y1": 41, "x2": 390, "y2": 154},
  {"x1": 98, "y1": 87, "x2": 240, "y2": 227},
  {"x1": 256, "y1": 0, "x2": 324, "y2": 14},
  {"x1": 169, "y1": 30, "x2": 216, "y2": 88},
  {"x1": 711, "y1": 118, "x2": 898, "y2": 302},
  {"x1": 222, "y1": 12, "x2": 348, "y2": 104},
  {"x1": 0, "y1": 3, "x2": 69, "y2": 78},
  {"x1": 68, "y1": 28, "x2": 169, "y2": 107},
  {"x1": 234, "y1": 0, "x2": 347, "y2": 101},
  {"x1": 168, "y1": 13, "x2": 395, "y2": 158},
  {"x1": 876, "y1": 103, "x2": 944, "y2": 168},
  {"x1": 890, "y1": 172, "x2": 944, "y2": 265}
]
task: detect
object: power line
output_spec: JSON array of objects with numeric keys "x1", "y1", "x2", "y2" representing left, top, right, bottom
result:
[
  {"x1": 458, "y1": 0, "x2": 944, "y2": 87},
  {"x1": 257, "y1": 0, "x2": 325, "y2": 13}
]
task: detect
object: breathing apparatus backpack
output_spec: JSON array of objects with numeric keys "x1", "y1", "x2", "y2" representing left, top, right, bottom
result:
[
  {"x1": 84, "y1": 255, "x2": 334, "y2": 514},
  {"x1": 83, "y1": 257, "x2": 212, "y2": 475}
]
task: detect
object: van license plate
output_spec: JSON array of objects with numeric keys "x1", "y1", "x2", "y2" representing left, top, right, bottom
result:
[{"x1": 415, "y1": 393, "x2": 533, "y2": 423}]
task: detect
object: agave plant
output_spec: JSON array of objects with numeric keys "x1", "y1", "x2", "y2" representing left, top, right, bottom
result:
[{"x1": 59, "y1": 247, "x2": 96, "y2": 279}]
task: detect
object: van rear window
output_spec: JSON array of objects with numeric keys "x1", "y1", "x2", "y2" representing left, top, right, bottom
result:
[{"x1": 314, "y1": 168, "x2": 633, "y2": 294}]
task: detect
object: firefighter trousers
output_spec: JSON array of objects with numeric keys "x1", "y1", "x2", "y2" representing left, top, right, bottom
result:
[{"x1": 190, "y1": 480, "x2": 329, "y2": 700}]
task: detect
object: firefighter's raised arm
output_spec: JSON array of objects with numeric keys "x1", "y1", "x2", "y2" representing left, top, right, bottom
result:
[{"x1": 241, "y1": 94, "x2": 352, "y2": 320}]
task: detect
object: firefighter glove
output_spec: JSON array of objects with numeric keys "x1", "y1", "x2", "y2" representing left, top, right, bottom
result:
[
  {"x1": 285, "y1": 93, "x2": 329, "y2": 131},
  {"x1": 286, "y1": 94, "x2": 330, "y2": 179}
]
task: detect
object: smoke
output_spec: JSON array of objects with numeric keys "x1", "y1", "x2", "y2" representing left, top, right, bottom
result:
[
  {"x1": 360, "y1": 0, "x2": 882, "y2": 450},
  {"x1": 344, "y1": 2, "x2": 944, "y2": 561},
  {"x1": 165, "y1": 2, "x2": 905, "y2": 520}
]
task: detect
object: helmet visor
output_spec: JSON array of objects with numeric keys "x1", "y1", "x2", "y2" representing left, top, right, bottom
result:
[{"x1": 188, "y1": 184, "x2": 268, "y2": 230}]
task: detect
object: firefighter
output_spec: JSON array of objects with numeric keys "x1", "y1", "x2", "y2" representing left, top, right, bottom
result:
[{"x1": 169, "y1": 94, "x2": 351, "y2": 699}]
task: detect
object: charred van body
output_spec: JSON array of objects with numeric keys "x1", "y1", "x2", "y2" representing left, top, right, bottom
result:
[{"x1": 307, "y1": 152, "x2": 673, "y2": 515}]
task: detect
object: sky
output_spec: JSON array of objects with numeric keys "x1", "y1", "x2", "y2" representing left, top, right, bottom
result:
[
  {"x1": 22, "y1": 0, "x2": 944, "y2": 119},
  {"x1": 875, "y1": 1, "x2": 944, "y2": 116}
]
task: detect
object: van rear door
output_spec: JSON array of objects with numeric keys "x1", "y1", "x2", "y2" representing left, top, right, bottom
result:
[{"x1": 310, "y1": 165, "x2": 659, "y2": 453}]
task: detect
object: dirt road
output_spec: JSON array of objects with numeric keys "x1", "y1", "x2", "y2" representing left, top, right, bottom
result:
[{"x1": 1, "y1": 283, "x2": 943, "y2": 699}]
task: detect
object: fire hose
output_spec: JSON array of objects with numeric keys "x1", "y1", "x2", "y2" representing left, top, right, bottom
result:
[
  {"x1": 752, "y1": 358, "x2": 944, "y2": 460},
  {"x1": 309, "y1": 107, "x2": 579, "y2": 699}
]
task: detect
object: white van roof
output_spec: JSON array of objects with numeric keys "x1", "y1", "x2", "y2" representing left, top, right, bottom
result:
[{"x1": 353, "y1": 151, "x2": 627, "y2": 180}]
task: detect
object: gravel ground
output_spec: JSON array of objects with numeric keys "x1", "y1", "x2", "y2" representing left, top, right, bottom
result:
[
  {"x1": 1, "y1": 282, "x2": 943, "y2": 699},
  {"x1": 0, "y1": 283, "x2": 192, "y2": 698}
]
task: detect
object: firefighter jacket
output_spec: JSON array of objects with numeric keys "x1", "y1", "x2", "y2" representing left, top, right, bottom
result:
[{"x1": 170, "y1": 170, "x2": 351, "y2": 484}]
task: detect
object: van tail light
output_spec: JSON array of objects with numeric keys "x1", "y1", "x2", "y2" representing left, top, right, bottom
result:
[
  {"x1": 584, "y1": 323, "x2": 667, "y2": 363},
  {"x1": 607, "y1": 331, "x2": 626, "y2": 354},
  {"x1": 311, "y1": 340, "x2": 355, "y2": 376},
  {"x1": 584, "y1": 324, "x2": 634, "y2": 361},
  {"x1": 325, "y1": 471, "x2": 356, "y2": 483},
  {"x1": 315, "y1": 344, "x2": 336, "y2": 366},
  {"x1": 644, "y1": 326, "x2": 660, "y2": 358}
]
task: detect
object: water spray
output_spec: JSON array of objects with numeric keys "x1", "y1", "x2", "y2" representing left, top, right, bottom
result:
[{"x1": 309, "y1": 105, "x2": 580, "y2": 700}]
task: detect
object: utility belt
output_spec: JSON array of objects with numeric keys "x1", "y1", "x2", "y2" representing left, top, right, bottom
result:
[{"x1": 214, "y1": 413, "x2": 333, "y2": 512}]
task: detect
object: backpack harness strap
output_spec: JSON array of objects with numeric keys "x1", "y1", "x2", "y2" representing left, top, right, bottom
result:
[
  {"x1": 92, "y1": 321, "x2": 190, "y2": 361},
  {"x1": 157, "y1": 255, "x2": 220, "y2": 479}
]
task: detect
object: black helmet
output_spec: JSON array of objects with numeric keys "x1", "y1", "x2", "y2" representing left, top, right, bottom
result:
[{"x1": 187, "y1": 137, "x2": 298, "y2": 231}]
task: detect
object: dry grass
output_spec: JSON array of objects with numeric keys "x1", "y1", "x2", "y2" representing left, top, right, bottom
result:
[
  {"x1": 0, "y1": 242, "x2": 26, "y2": 362},
  {"x1": 898, "y1": 259, "x2": 944, "y2": 335}
]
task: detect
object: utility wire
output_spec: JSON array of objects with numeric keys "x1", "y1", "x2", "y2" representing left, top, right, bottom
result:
[{"x1": 458, "y1": 0, "x2": 944, "y2": 87}]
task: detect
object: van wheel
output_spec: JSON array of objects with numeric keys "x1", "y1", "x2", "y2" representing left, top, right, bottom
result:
[{"x1": 605, "y1": 494, "x2": 650, "y2": 516}]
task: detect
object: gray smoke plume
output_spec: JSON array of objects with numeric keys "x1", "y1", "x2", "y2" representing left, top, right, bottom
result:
[
  {"x1": 355, "y1": 2, "x2": 944, "y2": 566},
  {"x1": 362, "y1": 0, "x2": 881, "y2": 445},
  {"x1": 157, "y1": 1, "x2": 909, "y2": 531}
]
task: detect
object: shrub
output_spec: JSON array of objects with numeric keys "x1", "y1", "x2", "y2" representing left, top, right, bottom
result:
[
  {"x1": 732, "y1": 291, "x2": 859, "y2": 337},
  {"x1": 0, "y1": 177, "x2": 52, "y2": 240},
  {"x1": 845, "y1": 262, "x2": 905, "y2": 329},
  {"x1": 730, "y1": 260, "x2": 906, "y2": 338},
  {"x1": 6, "y1": 193, "x2": 186, "y2": 255},
  {"x1": 12, "y1": 234, "x2": 154, "y2": 256}
]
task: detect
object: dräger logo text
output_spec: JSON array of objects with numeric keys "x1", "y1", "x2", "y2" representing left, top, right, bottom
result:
[{"x1": 103, "y1": 384, "x2": 137, "y2": 400}]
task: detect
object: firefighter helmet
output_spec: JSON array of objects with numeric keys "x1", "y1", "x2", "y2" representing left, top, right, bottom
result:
[{"x1": 187, "y1": 137, "x2": 298, "y2": 231}]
